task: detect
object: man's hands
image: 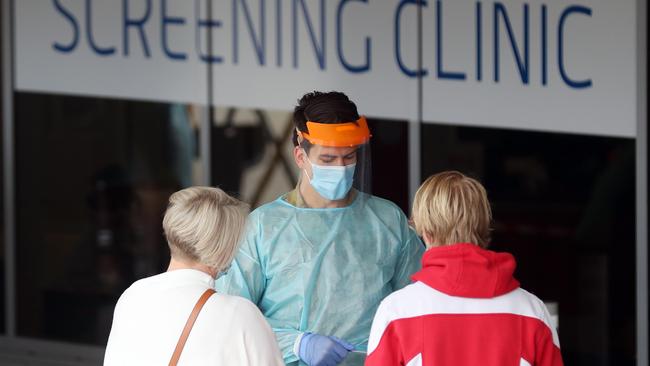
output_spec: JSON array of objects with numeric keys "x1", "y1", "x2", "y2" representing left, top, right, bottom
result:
[{"x1": 298, "y1": 333, "x2": 355, "y2": 366}]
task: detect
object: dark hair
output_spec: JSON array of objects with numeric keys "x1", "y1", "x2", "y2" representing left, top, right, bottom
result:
[{"x1": 292, "y1": 91, "x2": 360, "y2": 147}]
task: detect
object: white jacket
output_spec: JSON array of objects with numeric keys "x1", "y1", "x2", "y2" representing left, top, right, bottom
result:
[{"x1": 104, "y1": 269, "x2": 284, "y2": 366}]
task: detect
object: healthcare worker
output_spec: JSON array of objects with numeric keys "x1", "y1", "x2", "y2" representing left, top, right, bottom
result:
[{"x1": 216, "y1": 91, "x2": 424, "y2": 366}]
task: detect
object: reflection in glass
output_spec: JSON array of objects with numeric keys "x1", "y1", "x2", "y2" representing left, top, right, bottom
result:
[
  {"x1": 14, "y1": 93, "x2": 203, "y2": 345},
  {"x1": 367, "y1": 118, "x2": 409, "y2": 213},
  {"x1": 421, "y1": 123, "x2": 636, "y2": 366},
  {"x1": 211, "y1": 108, "x2": 293, "y2": 207}
]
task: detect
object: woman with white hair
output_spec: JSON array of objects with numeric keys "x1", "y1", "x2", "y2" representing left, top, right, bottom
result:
[{"x1": 104, "y1": 187, "x2": 284, "y2": 366}]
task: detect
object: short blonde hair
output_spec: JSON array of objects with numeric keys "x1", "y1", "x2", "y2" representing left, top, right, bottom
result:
[
  {"x1": 162, "y1": 187, "x2": 249, "y2": 271},
  {"x1": 412, "y1": 171, "x2": 492, "y2": 248}
]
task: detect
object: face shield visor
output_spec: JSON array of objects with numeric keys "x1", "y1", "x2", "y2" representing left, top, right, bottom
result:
[{"x1": 297, "y1": 116, "x2": 372, "y2": 202}]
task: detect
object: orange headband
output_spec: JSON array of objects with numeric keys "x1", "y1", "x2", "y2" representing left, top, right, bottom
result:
[{"x1": 298, "y1": 116, "x2": 372, "y2": 147}]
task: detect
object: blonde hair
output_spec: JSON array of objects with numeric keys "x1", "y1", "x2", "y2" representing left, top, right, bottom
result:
[
  {"x1": 162, "y1": 187, "x2": 249, "y2": 271},
  {"x1": 412, "y1": 171, "x2": 492, "y2": 248}
]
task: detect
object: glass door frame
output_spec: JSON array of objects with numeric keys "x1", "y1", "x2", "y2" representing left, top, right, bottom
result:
[
  {"x1": 635, "y1": 0, "x2": 648, "y2": 364},
  {"x1": 0, "y1": 0, "x2": 214, "y2": 362}
]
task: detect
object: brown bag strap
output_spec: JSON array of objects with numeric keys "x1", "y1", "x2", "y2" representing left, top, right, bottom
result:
[{"x1": 169, "y1": 288, "x2": 216, "y2": 366}]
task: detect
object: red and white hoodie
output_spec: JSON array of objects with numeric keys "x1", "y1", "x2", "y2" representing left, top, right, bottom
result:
[{"x1": 366, "y1": 243, "x2": 563, "y2": 366}]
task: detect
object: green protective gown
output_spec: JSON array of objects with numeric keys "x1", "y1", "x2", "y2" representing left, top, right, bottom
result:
[{"x1": 216, "y1": 192, "x2": 424, "y2": 365}]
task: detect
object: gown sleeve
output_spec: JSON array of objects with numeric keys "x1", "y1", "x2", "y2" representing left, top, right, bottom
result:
[
  {"x1": 215, "y1": 210, "x2": 303, "y2": 364},
  {"x1": 216, "y1": 212, "x2": 266, "y2": 304}
]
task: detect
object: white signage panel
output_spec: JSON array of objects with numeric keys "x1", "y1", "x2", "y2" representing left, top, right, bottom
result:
[
  {"x1": 14, "y1": 0, "x2": 637, "y2": 137},
  {"x1": 419, "y1": 0, "x2": 637, "y2": 137}
]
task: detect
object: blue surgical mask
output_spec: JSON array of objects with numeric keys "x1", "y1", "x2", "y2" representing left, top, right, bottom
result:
[{"x1": 304, "y1": 156, "x2": 356, "y2": 201}]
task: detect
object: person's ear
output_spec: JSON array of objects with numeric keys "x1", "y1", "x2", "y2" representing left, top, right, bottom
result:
[{"x1": 294, "y1": 146, "x2": 306, "y2": 169}]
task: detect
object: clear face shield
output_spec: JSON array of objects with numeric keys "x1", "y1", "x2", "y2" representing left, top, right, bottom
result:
[{"x1": 297, "y1": 116, "x2": 372, "y2": 203}]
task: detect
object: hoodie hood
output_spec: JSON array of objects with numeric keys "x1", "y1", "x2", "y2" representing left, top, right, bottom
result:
[{"x1": 411, "y1": 243, "x2": 520, "y2": 298}]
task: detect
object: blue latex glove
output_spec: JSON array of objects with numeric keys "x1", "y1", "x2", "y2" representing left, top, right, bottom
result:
[{"x1": 298, "y1": 333, "x2": 355, "y2": 366}]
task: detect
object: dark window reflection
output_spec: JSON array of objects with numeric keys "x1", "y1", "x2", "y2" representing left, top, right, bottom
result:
[
  {"x1": 0, "y1": 9, "x2": 5, "y2": 333},
  {"x1": 211, "y1": 108, "x2": 277, "y2": 202},
  {"x1": 14, "y1": 93, "x2": 200, "y2": 345},
  {"x1": 421, "y1": 123, "x2": 636, "y2": 366},
  {"x1": 368, "y1": 118, "x2": 410, "y2": 213}
]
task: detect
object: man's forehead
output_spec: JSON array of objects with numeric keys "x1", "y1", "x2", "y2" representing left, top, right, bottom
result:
[{"x1": 313, "y1": 145, "x2": 358, "y2": 156}]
